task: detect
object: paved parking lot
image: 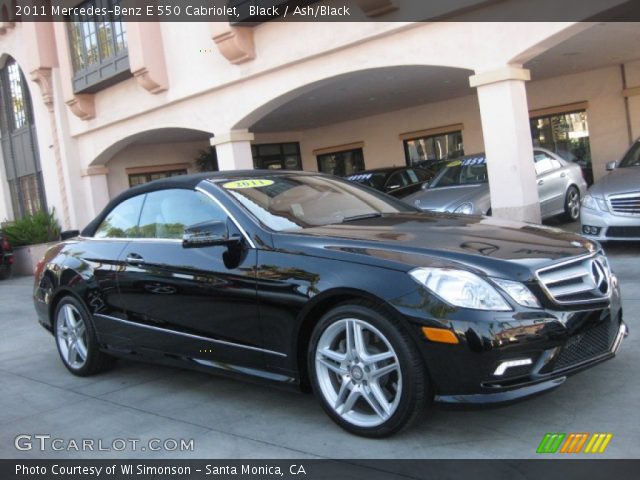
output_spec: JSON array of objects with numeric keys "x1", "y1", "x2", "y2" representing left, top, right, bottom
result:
[{"x1": 0, "y1": 241, "x2": 638, "y2": 459}]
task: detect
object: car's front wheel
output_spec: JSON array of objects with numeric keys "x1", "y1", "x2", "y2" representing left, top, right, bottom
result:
[
  {"x1": 308, "y1": 301, "x2": 429, "y2": 437},
  {"x1": 54, "y1": 296, "x2": 114, "y2": 376},
  {"x1": 563, "y1": 186, "x2": 580, "y2": 221}
]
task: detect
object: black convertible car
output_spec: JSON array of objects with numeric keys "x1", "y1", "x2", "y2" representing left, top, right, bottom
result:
[{"x1": 34, "y1": 171, "x2": 627, "y2": 437}]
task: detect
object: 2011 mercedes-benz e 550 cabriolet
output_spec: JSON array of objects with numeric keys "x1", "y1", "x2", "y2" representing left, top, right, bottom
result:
[{"x1": 33, "y1": 171, "x2": 627, "y2": 437}]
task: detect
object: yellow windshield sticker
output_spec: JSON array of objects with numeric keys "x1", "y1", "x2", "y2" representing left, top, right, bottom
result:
[
  {"x1": 447, "y1": 160, "x2": 462, "y2": 167},
  {"x1": 222, "y1": 179, "x2": 274, "y2": 189}
]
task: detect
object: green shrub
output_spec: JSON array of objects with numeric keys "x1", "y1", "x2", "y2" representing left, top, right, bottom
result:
[{"x1": 1, "y1": 209, "x2": 61, "y2": 247}]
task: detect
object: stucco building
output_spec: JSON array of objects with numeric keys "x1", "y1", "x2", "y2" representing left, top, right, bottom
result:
[{"x1": 0, "y1": 1, "x2": 639, "y2": 230}]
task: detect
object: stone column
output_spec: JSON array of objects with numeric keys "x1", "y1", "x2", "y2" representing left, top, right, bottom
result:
[{"x1": 210, "y1": 130, "x2": 255, "y2": 171}]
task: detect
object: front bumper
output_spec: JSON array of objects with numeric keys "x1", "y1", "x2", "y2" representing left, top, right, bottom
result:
[
  {"x1": 435, "y1": 321, "x2": 627, "y2": 404},
  {"x1": 581, "y1": 206, "x2": 640, "y2": 241},
  {"x1": 393, "y1": 278, "x2": 627, "y2": 405}
]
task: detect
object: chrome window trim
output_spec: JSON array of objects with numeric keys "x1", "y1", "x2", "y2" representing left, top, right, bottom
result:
[
  {"x1": 534, "y1": 252, "x2": 612, "y2": 306},
  {"x1": 196, "y1": 185, "x2": 256, "y2": 249},
  {"x1": 79, "y1": 186, "x2": 256, "y2": 248},
  {"x1": 94, "y1": 313, "x2": 286, "y2": 358},
  {"x1": 606, "y1": 191, "x2": 640, "y2": 217}
]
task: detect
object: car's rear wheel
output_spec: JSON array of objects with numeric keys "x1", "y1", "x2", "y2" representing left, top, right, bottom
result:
[
  {"x1": 54, "y1": 296, "x2": 114, "y2": 376},
  {"x1": 308, "y1": 301, "x2": 428, "y2": 437},
  {"x1": 563, "y1": 186, "x2": 580, "y2": 221}
]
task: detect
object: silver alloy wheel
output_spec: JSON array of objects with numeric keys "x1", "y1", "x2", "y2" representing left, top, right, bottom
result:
[
  {"x1": 567, "y1": 188, "x2": 580, "y2": 219},
  {"x1": 56, "y1": 304, "x2": 89, "y2": 370},
  {"x1": 315, "y1": 318, "x2": 402, "y2": 428}
]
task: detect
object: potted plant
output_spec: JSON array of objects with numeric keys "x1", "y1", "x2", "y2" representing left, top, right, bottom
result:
[{"x1": 1, "y1": 209, "x2": 61, "y2": 276}]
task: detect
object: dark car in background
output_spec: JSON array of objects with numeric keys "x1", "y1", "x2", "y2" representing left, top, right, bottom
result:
[
  {"x1": 34, "y1": 171, "x2": 626, "y2": 437},
  {"x1": 0, "y1": 233, "x2": 13, "y2": 280},
  {"x1": 345, "y1": 166, "x2": 431, "y2": 193}
]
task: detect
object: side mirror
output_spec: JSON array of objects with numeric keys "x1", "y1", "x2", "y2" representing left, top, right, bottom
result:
[
  {"x1": 606, "y1": 161, "x2": 617, "y2": 171},
  {"x1": 421, "y1": 182, "x2": 430, "y2": 190},
  {"x1": 182, "y1": 221, "x2": 239, "y2": 248}
]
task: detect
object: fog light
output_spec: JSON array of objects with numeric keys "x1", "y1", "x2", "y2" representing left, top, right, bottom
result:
[
  {"x1": 582, "y1": 225, "x2": 601, "y2": 235},
  {"x1": 493, "y1": 358, "x2": 532, "y2": 376}
]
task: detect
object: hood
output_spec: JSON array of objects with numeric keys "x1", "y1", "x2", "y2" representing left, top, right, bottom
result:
[
  {"x1": 589, "y1": 166, "x2": 640, "y2": 197},
  {"x1": 275, "y1": 212, "x2": 597, "y2": 282},
  {"x1": 404, "y1": 184, "x2": 489, "y2": 212}
]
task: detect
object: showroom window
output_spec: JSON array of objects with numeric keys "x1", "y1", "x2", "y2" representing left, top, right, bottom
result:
[
  {"x1": 403, "y1": 129, "x2": 464, "y2": 166},
  {"x1": 316, "y1": 148, "x2": 365, "y2": 177},
  {"x1": 128, "y1": 168, "x2": 188, "y2": 187},
  {"x1": 530, "y1": 107, "x2": 593, "y2": 184},
  {"x1": 67, "y1": 0, "x2": 130, "y2": 93},
  {"x1": 252, "y1": 143, "x2": 302, "y2": 170}
]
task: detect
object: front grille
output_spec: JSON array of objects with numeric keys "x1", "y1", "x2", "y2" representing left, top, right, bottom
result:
[
  {"x1": 608, "y1": 192, "x2": 640, "y2": 216},
  {"x1": 536, "y1": 254, "x2": 611, "y2": 305},
  {"x1": 607, "y1": 226, "x2": 640, "y2": 238},
  {"x1": 553, "y1": 321, "x2": 613, "y2": 371}
]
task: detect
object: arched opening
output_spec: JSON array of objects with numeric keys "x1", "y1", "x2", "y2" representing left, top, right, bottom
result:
[
  {"x1": 233, "y1": 65, "x2": 475, "y2": 174},
  {"x1": 92, "y1": 127, "x2": 214, "y2": 199},
  {"x1": 0, "y1": 55, "x2": 45, "y2": 220}
]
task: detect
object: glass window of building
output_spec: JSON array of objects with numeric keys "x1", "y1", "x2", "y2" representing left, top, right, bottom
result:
[
  {"x1": 128, "y1": 169, "x2": 188, "y2": 187},
  {"x1": 0, "y1": 58, "x2": 46, "y2": 219},
  {"x1": 252, "y1": 143, "x2": 302, "y2": 170},
  {"x1": 67, "y1": 0, "x2": 130, "y2": 93},
  {"x1": 317, "y1": 148, "x2": 365, "y2": 177},
  {"x1": 530, "y1": 110, "x2": 593, "y2": 184},
  {"x1": 404, "y1": 131, "x2": 464, "y2": 167}
]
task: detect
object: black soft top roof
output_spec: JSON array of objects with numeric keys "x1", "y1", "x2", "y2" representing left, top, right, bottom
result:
[{"x1": 80, "y1": 170, "x2": 315, "y2": 237}]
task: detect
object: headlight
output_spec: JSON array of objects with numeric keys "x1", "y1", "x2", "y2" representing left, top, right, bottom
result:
[
  {"x1": 582, "y1": 194, "x2": 608, "y2": 212},
  {"x1": 491, "y1": 278, "x2": 541, "y2": 309},
  {"x1": 409, "y1": 267, "x2": 511, "y2": 311},
  {"x1": 453, "y1": 202, "x2": 474, "y2": 214}
]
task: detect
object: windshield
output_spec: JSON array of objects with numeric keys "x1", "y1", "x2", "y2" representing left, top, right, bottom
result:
[
  {"x1": 619, "y1": 142, "x2": 640, "y2": 168},
  {"x1": 216, "y1": 174, "x2": 416, "y2": 231},
  {"x1": 429, "y1": 156, "x2": 488, "y2": 188}
]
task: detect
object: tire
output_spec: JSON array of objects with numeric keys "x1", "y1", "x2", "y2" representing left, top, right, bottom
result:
[
  {"x1": 308, "y1": 301, "x2": 429, "y2": 437},
  {"x1": 563, "y1": 186, "x2": 580, "y2": 222},
  {"x1": 0, "y1": 265, "x2": 11, "y2": 280},
  {"x1": 53, "y1": 296, "x2": 114, "y2": 376}
]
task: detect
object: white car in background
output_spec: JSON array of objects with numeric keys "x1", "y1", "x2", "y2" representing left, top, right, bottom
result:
[{"x1": 581, "y1": 138, "x2": 640, "y2": 241}]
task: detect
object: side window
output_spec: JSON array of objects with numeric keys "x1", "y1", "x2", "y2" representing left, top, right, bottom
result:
[
  {"x1": 94, "y1": 194, "x2": 145, "y2": 238},
  {"x1": 138, "y1": 189, "x2": 227, "y2": 239},
  {"x1": 413, "y1": 168, "x2": 430, "y2": 182},
  {"x1": 386, "y1": 171, "x2": 408, "y2": 190},
  {"x1": 534, "y1": 152, "x2": 556, "y2": 176}
]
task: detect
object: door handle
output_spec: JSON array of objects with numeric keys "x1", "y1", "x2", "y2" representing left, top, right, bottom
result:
[
  {"x1": 560, "y1": 172, "x2": 567, "y2": 178},
  {"x1": 538, "y1": 179, "x2": 544, "y2": 185},
  {"x1": 125, "y1": 254, "x2": 145, "y2": 265}
]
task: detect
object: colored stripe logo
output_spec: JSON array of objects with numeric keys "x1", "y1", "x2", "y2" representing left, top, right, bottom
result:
[{"x1": 537, "y1": 433, "x2": 612, "y2": 454}]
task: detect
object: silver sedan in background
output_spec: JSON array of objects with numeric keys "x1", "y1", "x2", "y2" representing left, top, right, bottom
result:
[
  {"x1": 394, "y1": 148, "x2": 587, "y2": 222},
  {"x1": 581, "y1": 138, "x2": 640, "y2": 241}
]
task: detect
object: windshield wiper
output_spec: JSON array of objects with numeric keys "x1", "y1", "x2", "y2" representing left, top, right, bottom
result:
[{"x1": 340, "y1": 213, "x2": 383, "y2": 223}]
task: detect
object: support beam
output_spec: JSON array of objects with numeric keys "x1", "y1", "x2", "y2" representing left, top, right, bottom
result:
[
  {"x1": 210, "y1": 130, "x2": 255, "y2": 171},
  {"x1": 471, "y1": 66, "x2": 541, "y2": 223},
  {"x1": 80, "y1": 166, "x2": 111, "y2": 219}
]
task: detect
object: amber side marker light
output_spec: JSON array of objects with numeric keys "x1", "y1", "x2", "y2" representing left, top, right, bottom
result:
[{"x1": 422, "y1": 327, "x2": 459, "y2": 344}]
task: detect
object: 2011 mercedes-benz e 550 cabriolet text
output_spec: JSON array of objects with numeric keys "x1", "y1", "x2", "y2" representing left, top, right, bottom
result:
[{"x1": 33, "y1": 171, "x2": 627, "y2": 437}]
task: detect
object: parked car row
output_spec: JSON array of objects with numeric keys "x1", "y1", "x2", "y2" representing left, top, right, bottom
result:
[{"x1": 346, "y1": 148, "x2": 587, "y2": 223}]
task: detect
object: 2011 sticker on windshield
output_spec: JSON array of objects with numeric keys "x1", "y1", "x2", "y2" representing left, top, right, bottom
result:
[{"x1": 222, "y1": 179, "x2": 275, "y2": 189}]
